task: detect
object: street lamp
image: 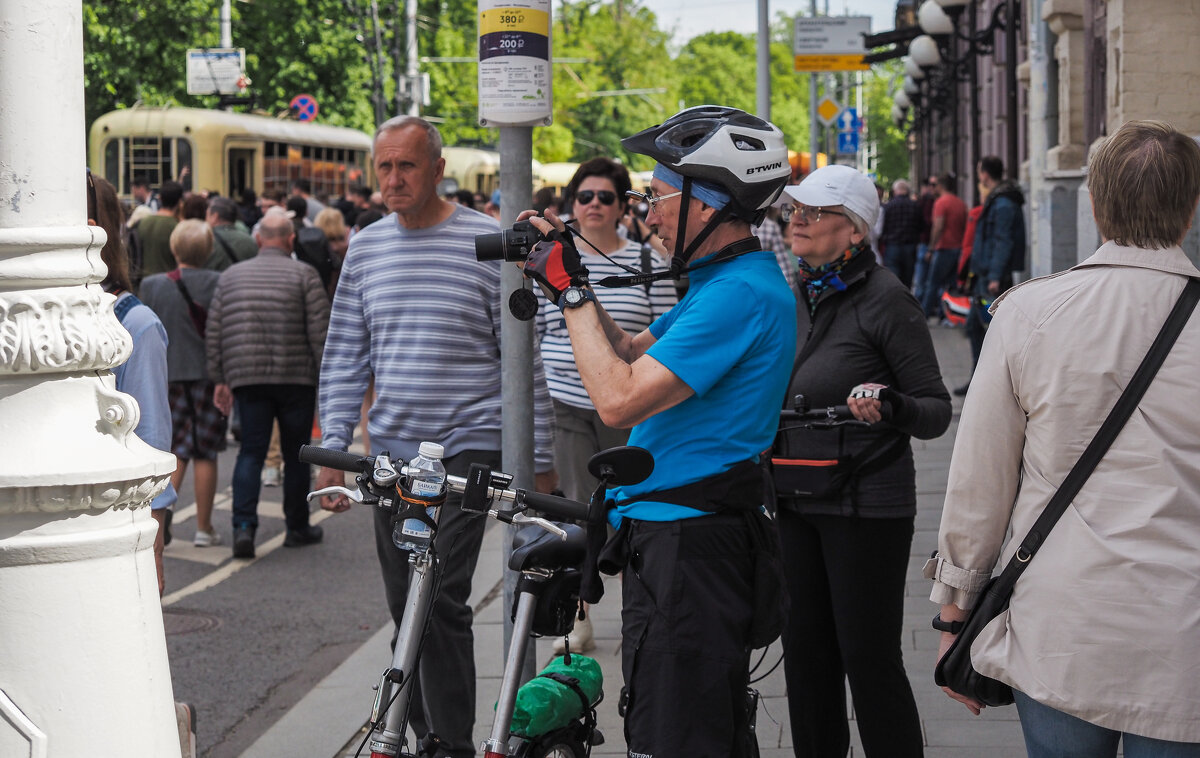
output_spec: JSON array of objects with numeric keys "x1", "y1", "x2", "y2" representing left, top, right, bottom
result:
[{"x1": 903, "y1": 55, "x2": 925, "y2": 80}]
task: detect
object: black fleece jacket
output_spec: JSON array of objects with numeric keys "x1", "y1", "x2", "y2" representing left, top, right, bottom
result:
[{"x1": 775, "y1": 251, "x2": 951, "y2": 518}]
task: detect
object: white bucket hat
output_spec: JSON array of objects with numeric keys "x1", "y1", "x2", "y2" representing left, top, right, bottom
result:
[{"x1": 783, "y1": 164, "x2": 880, "y2": 228}]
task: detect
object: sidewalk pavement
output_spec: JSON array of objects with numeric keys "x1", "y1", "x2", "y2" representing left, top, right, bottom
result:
[{"x1": 242, "y1": 324, "x2": 1029, "y2": 758}]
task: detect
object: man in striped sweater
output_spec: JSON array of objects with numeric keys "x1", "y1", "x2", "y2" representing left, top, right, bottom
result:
[{"x1": 315, "y1": 116, "x2": 556, "y2": 758}]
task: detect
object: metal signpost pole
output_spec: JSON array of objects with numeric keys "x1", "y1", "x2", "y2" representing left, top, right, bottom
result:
[{"x1": 479, "y1": 0, "x2": 552, "y2": 682}]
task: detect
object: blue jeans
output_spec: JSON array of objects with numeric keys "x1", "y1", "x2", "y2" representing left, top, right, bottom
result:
[
  {"x1": 912, "y1": 243, "x2": 929, "y2": 300},
  {"x1": 883, "y1": 242, "x2": 917, "y2": 290},
  {"x1": 921, "y1": 248, "x2": 961, "y2": 317},
  {"x1": 231, "y1": 383, "x2": 316, "y2": 531},
  {"x1": 1015, "y1": 691, "x2": 1200, "y2": 758}
]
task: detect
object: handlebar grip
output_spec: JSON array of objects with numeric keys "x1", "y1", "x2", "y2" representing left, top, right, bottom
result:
[
  {"x1": 520, "y1": 489, "x2": 594, "y2": 523},
  {"x1": 299, "y1": 444, "x2": 370, "y2": 473}
]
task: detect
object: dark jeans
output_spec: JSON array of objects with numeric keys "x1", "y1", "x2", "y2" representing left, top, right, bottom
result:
[
  {"x1": 621, "y1": 514, "x2": 755, "y2": 758},
  {"x1": 779, "y1": 511, "x2": 923, "y2": 758},
  {"x1": 231, "y1": 384, "x2": 315, "y2": 531},
  {"x1": 966, "y1": 296, "x2": 988, "y2": 369},
  {"x1": 373, "y1": 448, "x2": 499, "y2": 758},
  {"x1": 883, "y1": 242, "x2": 918, "y2": 290},
  {"x1": 920, "y1": 248, "x2": 961, "y2": 317},
  {"x1": 912, "y1": 243, "x2": 929, "y2": 301}
]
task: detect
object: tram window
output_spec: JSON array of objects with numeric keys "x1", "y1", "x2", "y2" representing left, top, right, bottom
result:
[
  {"x1": 176, "y1": 138, "x2": 193, "y2": 191},
  {"x1": 105, "y1": 141, "x2": 120, "y2": 190}
]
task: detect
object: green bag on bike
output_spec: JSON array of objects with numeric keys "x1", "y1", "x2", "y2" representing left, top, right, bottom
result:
[{"x1": 507, "y1": 654, "x2": 603, "y2": 738}]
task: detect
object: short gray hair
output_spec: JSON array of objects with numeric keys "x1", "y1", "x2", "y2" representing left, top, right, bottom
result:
[
  {"x1": 374, "y1": 116, "x2": 443, "y2": 161},
  {"x1": 841, "y1": 207, "x2": 870, "y2": 238},
  {"x1": 892, "y1": 179, "x2": 910, "y2": 197}
]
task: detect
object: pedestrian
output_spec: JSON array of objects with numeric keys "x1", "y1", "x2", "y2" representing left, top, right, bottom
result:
[
  {"x1": 920, "y1": 174, "x2": 968, "y2": 319},
  {"x1": 956, "y1": 155, "x2": 1027, "y2": 394},
  {"x1": 929, "y1": 119, "x2": 1200, "y2": 757},
  {"x1": 290, "y1": 177, "x2": 326, "y2": 221},
  {"x1": 520, "y1": 105, "x2": 795, "y2": 757},
  {"x1": 314, "y1": 115, "x2": 557, "y2": 758},
  {"x1": 140, "y1": 219, "x2": 227, "y2": 547},
  {"x1": 88, "y1": 171, "x2": 178, "y2": 591},
  {"x1": 535, "y1": 157, "x2": 677, "y2": 654},
  {"x1": 206, "y1": 211, "x2": 329, "y2": 559},
  {"x1": 136, "y1": 180, "x2": 184, "y2": 279},
  {"x1": 313, "y1": 207, "x2": 349, "y2": 297},
  {"x1": 911, "y1": 177, "x2": 938, "y2": 304},
  {"x1": 772, "y1": 164, "x2": 951, "y2": 758},
  {"x1": 206, "y1": 196, "x2": 258, "y2": 269},
  {"x1": 879, "y1": 178, "x2": 922, "y2": 289}
]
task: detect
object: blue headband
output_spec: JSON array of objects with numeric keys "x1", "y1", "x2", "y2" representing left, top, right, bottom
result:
[{"x1": 653, "y1": 165, "x2": 731, "y2": 210}]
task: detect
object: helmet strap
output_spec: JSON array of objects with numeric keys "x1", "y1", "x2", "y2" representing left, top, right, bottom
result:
[{"x1": 669, "y1": 177, "x2": 734, "y2": 278}]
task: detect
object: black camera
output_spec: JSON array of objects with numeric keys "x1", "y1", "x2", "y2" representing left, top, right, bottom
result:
[{"x1": 474, "y1": 219, "x2": 546, "y2": 262}]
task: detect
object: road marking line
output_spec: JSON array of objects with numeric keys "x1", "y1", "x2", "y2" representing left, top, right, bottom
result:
[{"x1": 162, "y1": 508, "x2": 335, "y2": 607}]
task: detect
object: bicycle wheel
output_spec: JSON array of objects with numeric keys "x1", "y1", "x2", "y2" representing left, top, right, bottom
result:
[{"x1": 527, "y1": 726, "x2": 587, "y2": 758}]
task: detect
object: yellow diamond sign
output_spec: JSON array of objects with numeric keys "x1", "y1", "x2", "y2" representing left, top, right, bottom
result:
[{"x1": 816, "y1": 97, "x2": 843, "y2": 127}]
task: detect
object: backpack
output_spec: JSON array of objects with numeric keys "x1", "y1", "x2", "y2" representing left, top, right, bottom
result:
[{"x1": 293, "y1": 227, "x2": 335, "y2": 290}]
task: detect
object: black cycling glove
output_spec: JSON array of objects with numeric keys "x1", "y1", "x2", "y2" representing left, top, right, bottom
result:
[{"x1": 523, "y1": 229, "x2": 589, "y2": 307}]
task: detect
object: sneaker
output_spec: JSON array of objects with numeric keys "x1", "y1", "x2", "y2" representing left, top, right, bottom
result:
[
  {"x1": 283, "y1": 524, "x2": 324, "y2": 547},
  {"x1": 553, "y1": 614, "x2": 595, "y2": 655},
  {"x1": 162, "y1": 508, "x2": 173, "y2": 546},
  {"x1": 193, "y1": 529, "x2": 222, "y2": 548},
  {"x1": 261, "y1": 466, "x2": 281, "y2": 487},
  {"x1": 953, "y1": 382, "x2": 971, "y2": 397},
  {"x1": 175, "y1": 701, "x2": 197, "y2": 758},
  {"x1": 232, "y1": 525, "x2": 256, "y2": 559}
]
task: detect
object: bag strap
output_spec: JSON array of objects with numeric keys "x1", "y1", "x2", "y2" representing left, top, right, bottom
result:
[
  {"x1": 211, "y1": 229, "x2": 237, "y2": 268},
  {"x1": 991, "y1": 277, "x2": 1200, "y2": 598},
  {"x1": 167, "y1": 268, "x2": 208, "y2": 338}
]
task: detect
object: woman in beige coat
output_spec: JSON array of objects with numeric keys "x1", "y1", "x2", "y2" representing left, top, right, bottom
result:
[{"x1": 927, "y1": 120, "x2": 1200, "y2": 756}]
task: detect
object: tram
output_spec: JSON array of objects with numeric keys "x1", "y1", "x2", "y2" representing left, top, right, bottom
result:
[{"x1": 88, "y1": 106, "x2": 373, "y2": 202}]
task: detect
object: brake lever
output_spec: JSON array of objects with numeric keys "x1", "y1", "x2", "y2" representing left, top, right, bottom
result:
[
  {"x1": 306, "y1": 485, "x2": 373, "y2": 505},
  {"x1": 492, "y1": 510, "x2": 568, "y2": 540}
]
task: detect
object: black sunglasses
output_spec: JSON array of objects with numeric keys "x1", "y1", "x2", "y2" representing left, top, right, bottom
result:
[{"x1": 575, "y1": 189, "x2": 617, "y2": 206}]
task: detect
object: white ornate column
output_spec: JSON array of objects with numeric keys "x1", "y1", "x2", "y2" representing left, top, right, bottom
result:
[{"x1": 0, "y1": 0, "x2": 181, "y2": 756}]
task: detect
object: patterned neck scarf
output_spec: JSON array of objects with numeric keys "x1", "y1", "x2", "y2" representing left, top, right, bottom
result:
[{"x1": 798, "y1": 243, "x2": 869, "y2": 314}]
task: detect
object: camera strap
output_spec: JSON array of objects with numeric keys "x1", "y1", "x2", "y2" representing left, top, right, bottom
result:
[{"x1": 592, "y1": 236, "x2": 763, "y2": 289}]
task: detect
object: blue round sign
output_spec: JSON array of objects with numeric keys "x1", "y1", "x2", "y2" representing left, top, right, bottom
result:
[{"x1": 289, "y1": 94, "x2": 319, "y2": 121}]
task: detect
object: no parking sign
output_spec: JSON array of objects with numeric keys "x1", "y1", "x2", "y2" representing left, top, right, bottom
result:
[{"x1": 290, "y1": 94, "x2": 319, "y2": 121}]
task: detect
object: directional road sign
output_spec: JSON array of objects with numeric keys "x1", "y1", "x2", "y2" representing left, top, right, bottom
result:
[
  {"x1": 837, "y1": 130, "x2": 860, "y2": 155},
  {"x1": 838, "y1": 108, "x2": 861, "y2": 133},
  {"x1": 793, "y1": 16, "x2": 871, "y2": 72}
]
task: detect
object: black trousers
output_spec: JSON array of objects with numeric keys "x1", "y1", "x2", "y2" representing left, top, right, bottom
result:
[
  {"x1": 372, "y1": 448, "x2": 500, "y2": 758},
  {"x1": 778, "y1": 511, "x2": 923, "y2": 758},
  {"x1": 621, "y1": 513, "x2": 756, "y2": 758}
]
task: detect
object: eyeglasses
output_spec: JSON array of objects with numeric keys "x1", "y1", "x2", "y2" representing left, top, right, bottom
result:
[
  {"x1": 86, "y1": 168, "x2": 98, "y2": 221},
  {"x1": 781, "y1": 204, "x2": 847, "y2": 225},
  {"x1": 575, "y1": 189, "x2": 617, "y2": 206},
  {"x1": 625, "y1": 189, "x2": 683, "y2": 212}
]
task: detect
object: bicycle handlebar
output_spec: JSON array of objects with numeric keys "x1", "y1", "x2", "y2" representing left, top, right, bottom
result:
[{"x1": 299, "y1": 445, "x2": 372, "y2": 472}]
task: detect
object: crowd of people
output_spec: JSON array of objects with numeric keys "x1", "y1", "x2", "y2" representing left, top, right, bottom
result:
[{"x1": 99, "y1": 110, "x2": 1200, "y2": 758}]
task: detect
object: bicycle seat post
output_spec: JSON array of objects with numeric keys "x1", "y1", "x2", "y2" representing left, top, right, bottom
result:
[{"x1": 482, "y1": 586, "x2": 541, "y2": 758}]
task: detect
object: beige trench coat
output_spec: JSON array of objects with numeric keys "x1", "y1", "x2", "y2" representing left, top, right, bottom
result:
[{"x1": 926, "y1": 242, "x2": 1200, "y2": 741}]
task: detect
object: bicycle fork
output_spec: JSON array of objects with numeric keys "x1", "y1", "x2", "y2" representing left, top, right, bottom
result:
[{"x1": 368, "y1": 551, "x2": 438, "y2": 758}]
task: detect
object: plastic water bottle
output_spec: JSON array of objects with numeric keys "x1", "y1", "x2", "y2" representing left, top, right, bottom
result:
[{"x1": 392, "y1": 442, "x2": 446, "y2": 552}]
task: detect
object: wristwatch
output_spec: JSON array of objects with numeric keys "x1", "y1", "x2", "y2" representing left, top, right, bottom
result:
[
  {"x1": 560, "y1": 286, "x2": 596, "y2": 311},
  {"x1": 931, "y1": 613, "x2": 965, "y2": 634}
]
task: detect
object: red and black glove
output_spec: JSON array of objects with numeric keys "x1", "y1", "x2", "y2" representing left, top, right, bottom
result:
[{"x1": 523, "y1": 230, "x2": 589, "y2": 307}]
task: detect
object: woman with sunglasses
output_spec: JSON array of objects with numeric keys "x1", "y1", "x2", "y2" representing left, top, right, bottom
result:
[
  {"x1": 773, "y1": 165, "x2": 951, "y2": 758},
  {"x1": 534, "y1": 157, "x2": 676, "y2": 654}
]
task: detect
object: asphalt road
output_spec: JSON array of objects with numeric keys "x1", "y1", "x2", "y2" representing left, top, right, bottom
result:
[{"x1": 160, "y1": 435, "x2": 391, "y2": 758}]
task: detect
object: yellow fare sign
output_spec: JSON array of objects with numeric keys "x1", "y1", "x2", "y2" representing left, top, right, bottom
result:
[{"x1": 480, "y1": 7, "x2": 550, "y2": 35}]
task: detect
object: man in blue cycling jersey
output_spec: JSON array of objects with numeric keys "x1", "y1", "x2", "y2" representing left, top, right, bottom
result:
[{"x1": 520, "y1": 106, "x2": 796, "y2": 757}]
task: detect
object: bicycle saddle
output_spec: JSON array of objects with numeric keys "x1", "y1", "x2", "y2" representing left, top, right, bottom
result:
[{"x1": 509, "y1": 523, "x2": 587, "y2": 572}]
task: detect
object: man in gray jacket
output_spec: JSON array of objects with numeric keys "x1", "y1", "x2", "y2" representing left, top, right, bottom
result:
[{"x1": 206, "y1": 212, "x2": 331, "y2": 558}]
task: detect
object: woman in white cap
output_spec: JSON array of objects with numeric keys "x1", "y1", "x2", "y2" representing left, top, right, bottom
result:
[{"x1": 771, "y1": 164, "x2": 951, "y2": 757}]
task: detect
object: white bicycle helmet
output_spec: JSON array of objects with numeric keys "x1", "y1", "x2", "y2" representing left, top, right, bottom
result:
[{"x1": 621, "y1": 105, "x2": 790, "y2": 224}]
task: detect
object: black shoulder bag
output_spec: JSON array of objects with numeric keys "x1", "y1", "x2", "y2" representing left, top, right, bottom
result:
[{"x1": 935, "y1": 278, "x2": 1200, "y2": 706}]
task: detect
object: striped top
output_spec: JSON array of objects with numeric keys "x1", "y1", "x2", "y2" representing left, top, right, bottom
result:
[
  {"x1": 535, "y1": 240, "x2": 676, "y2": 409},
  {"x1": 318, "y1": 206, "x2": 555, "y2": 470}
]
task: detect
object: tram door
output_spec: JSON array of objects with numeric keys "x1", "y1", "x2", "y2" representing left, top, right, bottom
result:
[{"x1": 227, "y1": 146, "x2": 257, "y2": 199}]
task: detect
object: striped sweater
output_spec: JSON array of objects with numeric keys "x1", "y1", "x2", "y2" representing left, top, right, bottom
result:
[
  {"x1": 318, "y1": 206, "x2": 555, "y2": 470},
  {"x1": 535, "y1": 240, "x2": 676, "y2": 408}
]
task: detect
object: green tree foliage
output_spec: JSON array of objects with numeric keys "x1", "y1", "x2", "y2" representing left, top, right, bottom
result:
[{"x1": 83, "y1": 0, "x2": 908, "y2": 176}]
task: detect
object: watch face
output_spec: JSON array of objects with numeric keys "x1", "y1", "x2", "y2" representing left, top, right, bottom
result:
[{"x1": 564, "y1": 288, "x2": 584, "y2": 306}]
